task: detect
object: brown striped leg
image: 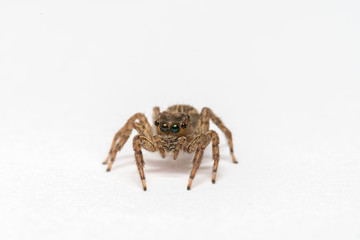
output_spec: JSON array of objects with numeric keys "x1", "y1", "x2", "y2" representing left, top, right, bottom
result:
[
  {"x1": 103, "y1": 134, "x2": 120, "y2": 165},
  {"x1": 186, "y1": 131, "x2": 220, "y2": 189},
  {"x1": 104, "y1": 113, "x2": 153, "y2": 172},
  {"x1": 187, "y1": 146, "x2": 205, "y2": 190},
  {"x1": 186, "y1": 133, "x2": 211, "y2": 190},
  {"x1": 200, "y1": 107, "x2": 238, "y2": 163},
  {"x1": 185, "y1": 135, "x2": 202, "y2": 153},
  {"x1": 133, "y1": 135, "x2": 157, "y2": 191},
  {"x1": 106, "y1": 136, "x2": 130, "y2": 172},
  {"x1": 205, "y1": 130, "x2": 220, "y2": 184}
]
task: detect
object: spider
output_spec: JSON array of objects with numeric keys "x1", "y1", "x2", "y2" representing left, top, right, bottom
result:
[{"x1": 103, "y1": 105, "x2": 238, "y2": 191}]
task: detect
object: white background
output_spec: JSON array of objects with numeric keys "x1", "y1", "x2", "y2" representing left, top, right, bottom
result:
[{"x1": 1, "y1": 1, "x2": 360, "y2": 239}]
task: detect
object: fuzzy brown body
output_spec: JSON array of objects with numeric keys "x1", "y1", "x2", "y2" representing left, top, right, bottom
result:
[{"x1": 103, "y1": 104, "x2": 237, "y2": 191}]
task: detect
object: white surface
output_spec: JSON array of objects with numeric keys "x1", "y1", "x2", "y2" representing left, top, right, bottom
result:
[{"x1": 1, "y1": 1, "x2": 360, "y2": 239}]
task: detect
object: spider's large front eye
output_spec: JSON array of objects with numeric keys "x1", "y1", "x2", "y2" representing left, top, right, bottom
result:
[
  {"x1": 160, "y1": 123, "x2": 168, "y2": 132},
  {"x1": 170, "y1": 124, "x2": 180, "y2": 133}
]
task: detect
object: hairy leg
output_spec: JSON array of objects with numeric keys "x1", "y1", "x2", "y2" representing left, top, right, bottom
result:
[
  {"x1": 187, "y1": 146, "x2": 205, "y2": 190},
  {"x1": 200, "y1": 107, "x2": 238, "y2": 163},
  {"x1": 133, "y1": 135, "x2": 157, "y2": 191},
  {"x1": 103, "y1": 113, "x2": 153, "y2": 171},
  {"x1": 186, "y1": 131, "x2": 220, "y2": 190},
  {"x1": 205, "y1": 130, "x2": 220, "y2": 183}
]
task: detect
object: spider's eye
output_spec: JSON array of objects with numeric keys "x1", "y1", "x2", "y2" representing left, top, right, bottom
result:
[
  {"x1": 181, "y1": 123, "x2": 187, "y2": 128},
  {"x1": 160, "y1": 123, "x2": 168, "y2": 132},
  {"x1": 170, "y1": 124, "x2": 180, "y2": 133},
  {"x1": 154, "y1": 120, "x2": 159, "y2": 126}
]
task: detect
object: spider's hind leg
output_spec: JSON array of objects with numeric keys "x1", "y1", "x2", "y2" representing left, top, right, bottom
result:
[
  {"x1": 103, "y1": 113, "x2": 153, "y2": 172},
  {"x1": 200, "y1": 107, "x2": 238, "y2": 163}
]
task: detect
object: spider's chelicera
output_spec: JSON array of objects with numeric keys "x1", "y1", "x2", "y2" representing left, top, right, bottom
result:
[{"x1": 103, "y1": 105, "x2": 238, "y2": 191}]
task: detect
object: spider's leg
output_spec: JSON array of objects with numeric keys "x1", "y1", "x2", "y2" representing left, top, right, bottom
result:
[
  {"x1": 186, "y1": 132, "x2": 219, "y2": 190},
  {"x1": 103, "y1": 128, "x2": 130, "y2": 166},
  {"x1": 133, "y1": 135, "x2": 157, "y2": 191},
  {"x1": 200, "y1": 107, "x2": 238, "y2": 163},
  {"x1": 187, "y1": 143, "x2": 206, "y2": 190},
  {"x1": 205, "y1": 130, "x2": 220, "y2": 184},
  {"x1": 104, "y1": 113, "x2": 153, "y2": 171},
  {"x1": 105, "y1": 134, "x2": 130, "y2": 172}
]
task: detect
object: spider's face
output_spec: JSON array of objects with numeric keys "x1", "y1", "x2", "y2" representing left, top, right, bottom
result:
[{"x1": 154, "y1": 111, "x2": 190, "y2": 136}]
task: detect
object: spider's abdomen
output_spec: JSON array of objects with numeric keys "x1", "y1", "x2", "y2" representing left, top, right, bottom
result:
[{"x1": 167, "y1": 104, "x2": 199, "y2": 115}]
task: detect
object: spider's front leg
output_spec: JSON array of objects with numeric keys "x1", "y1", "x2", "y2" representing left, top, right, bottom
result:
[
  {"x1": 186, "y1": 130, "x2": 220, "y2": 190},
  {"x1": 133, "y1": 135, "x2": 158, "y2": 191}
]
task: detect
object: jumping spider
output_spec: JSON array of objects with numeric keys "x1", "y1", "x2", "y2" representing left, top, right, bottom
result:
[{"x1": 103, "y1": 105, "x2": 238, "y2": 190}]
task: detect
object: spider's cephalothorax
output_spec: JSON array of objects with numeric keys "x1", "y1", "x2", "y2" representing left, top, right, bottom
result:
[
  {"x1": 154, "y1": 111, "x2": 190, "y2": 151},
  {"x1": 103, "y1": 105, "x2": 237, "y2": 191}
]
